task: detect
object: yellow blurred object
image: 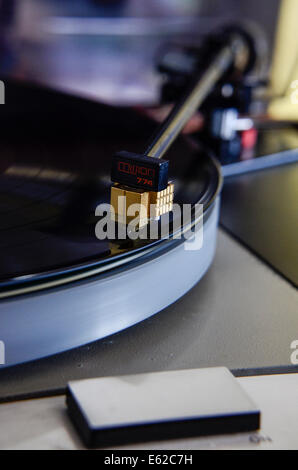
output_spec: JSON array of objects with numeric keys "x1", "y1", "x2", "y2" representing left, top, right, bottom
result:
[{"x1": 269, "y1": 0, "x2": 298, "y2": 121}]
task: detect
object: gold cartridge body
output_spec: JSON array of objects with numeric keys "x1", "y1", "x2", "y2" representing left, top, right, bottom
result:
[{"x1": 110, "y1": 182, "x2": 174, "y2": 227}]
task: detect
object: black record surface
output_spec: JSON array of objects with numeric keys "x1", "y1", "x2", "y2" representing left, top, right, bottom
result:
[{"x1": 0, "y1": 80, "x2": 220, "y2": 292}]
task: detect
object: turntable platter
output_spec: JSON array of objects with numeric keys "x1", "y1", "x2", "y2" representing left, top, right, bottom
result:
[{"x1": 0, "y1": 81, "x2": 221, "y2": 367}]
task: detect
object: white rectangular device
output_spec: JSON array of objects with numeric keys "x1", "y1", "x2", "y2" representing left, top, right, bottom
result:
[{"x1": 66, "y1": 367, "x2": 260, "y2": 447}]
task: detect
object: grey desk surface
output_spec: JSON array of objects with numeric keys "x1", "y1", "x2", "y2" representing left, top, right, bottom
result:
[
  {"x1": 0, "y1": 229, "x2": 297, "y2": 402},
  {"x1": 1, "y1": 373, "x2": 298, "y2": 450}
]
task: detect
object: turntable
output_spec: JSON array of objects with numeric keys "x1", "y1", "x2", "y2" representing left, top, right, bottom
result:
[
  {"x1": 0, "y1": 24, "x2": 265, "y2": 368},
  {"x1": 1, "y1": 1, "x2": 298, "y2": 453},
  {"x1": 0, "y1": 18, "x2": 297, "y2": 389}
]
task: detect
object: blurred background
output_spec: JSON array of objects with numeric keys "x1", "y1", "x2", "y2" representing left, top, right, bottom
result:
[{"x1": 0, "y1": 0, "x2": 282, "y2": 105}]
